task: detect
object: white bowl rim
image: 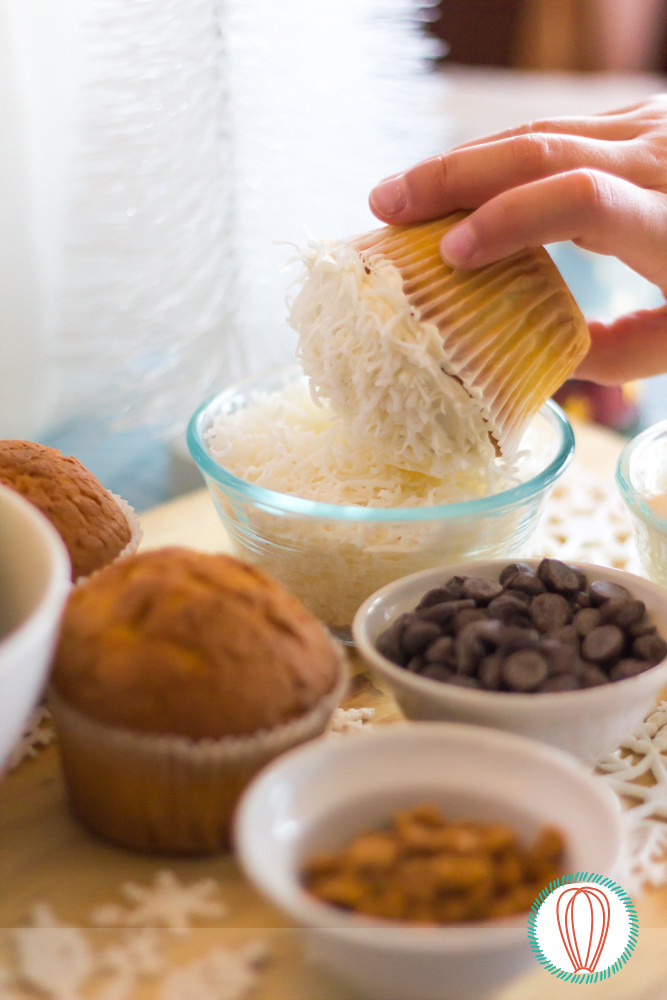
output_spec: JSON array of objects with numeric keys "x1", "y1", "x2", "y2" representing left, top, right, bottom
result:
[
  {"x1": 187, "y1": 363, "x2": 575, "y2": 522},
  {"x1": 352, "y1": 558, "x2": 667, "y2": 709},
  {"x1": 234, "y1": 720, "x2": 622, "y2": 950},
  {"x1": 0, "y1": 484, "x2": 71, "y2": 667}
]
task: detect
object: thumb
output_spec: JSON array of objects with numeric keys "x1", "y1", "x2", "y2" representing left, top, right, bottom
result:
[{"x1": 575, "y1": 305, "x2": 667, "y2": 385}]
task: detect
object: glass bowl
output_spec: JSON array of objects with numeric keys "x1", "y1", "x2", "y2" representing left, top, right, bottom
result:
[
  {"x1": 616, "y1": 418, "x2": 667, "y2": 588},
  {"x1": 187, "y1": 365, "x2": 574, "y2": 638}
]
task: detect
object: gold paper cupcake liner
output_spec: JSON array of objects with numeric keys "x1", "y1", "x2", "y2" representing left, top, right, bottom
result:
[
  {"x1": 350, "y1": 214, "x2": 589, "y2": 455},
  {"x1": 49, "y1": 644, "x2": 349, "y2": 855}
]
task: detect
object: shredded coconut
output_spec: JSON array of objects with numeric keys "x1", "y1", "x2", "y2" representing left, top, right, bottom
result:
[
  {"x1": 287, "y1": 238, "x2": 496, "y2": 478},
  {"x1": 205, "y1": 377, "x2": 551, "y2": 628}
]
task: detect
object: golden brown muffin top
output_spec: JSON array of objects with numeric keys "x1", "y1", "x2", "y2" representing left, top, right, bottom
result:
[
  {"x1": 51, "y1": 547, "x2": 342, "y2": 739},
  {"x1": 0, "y1": 440, "x2": 131, "y2": 580}
]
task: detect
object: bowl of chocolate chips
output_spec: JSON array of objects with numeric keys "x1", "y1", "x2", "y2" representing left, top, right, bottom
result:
[{"x1": 353, "y1": 558, "x2": 667, "y2": 763}]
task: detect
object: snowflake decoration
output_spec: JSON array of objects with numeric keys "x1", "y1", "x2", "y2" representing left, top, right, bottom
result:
[
  {"x1": 527, "y1": 462, "x2": 639, "y2": 573},
  {"x1": 7, "y1": 707, "x2": 55, "y2": 771},
  {"x1": 95, "y1": 872, "x2": 229, "y2": 936},
  {"x1": 159, "y1": 940, "x2": 269, "y2": 1000},
  {"x1": 3, "y1": 886, "x2": 268, "y2": 1000},
  {"x1": 597, "y1": 701, "x2": 667, "y2": 888},
  {"x1": 12, "y1": 904, "x2": 95, "y2": 1000},
  {"x1": 328, "y1": 706, "x2": 374, "y2": 735}
]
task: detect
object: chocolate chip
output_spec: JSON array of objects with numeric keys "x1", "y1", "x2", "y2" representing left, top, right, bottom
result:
[
  {"x1": 581, "y1": 625, "x2": 624, "y2": 663},
  {"x1": 599, "y1": 598, "x2": 646, "y2": 628},
  {"x1": 537, "y1": 558, "x2": 585, "y2": 596},
  {"x1": 544, "y1": 624, "x2": 579, "y2": 646},
  {"x1": 503, "y1": 588, "x2": 533, "y2": 605},
  {"x1": 496, "y1": 625, "x2": 540, "y2": 653},
  {"x1": 454, "y1": 607, "x2": 488, "y2": 631},
  {"x1": 580, "y1": 665, "x2": 610, "y2": 688},
  {"x1": 455, "y1": 633, "x2": 486, "y2": 675},
  {"x1": 421, "y1": 662, "x2": 455, "y2": 682},
  {"x1": 502, "y1": 650, "x2": 549, "y2": 692},
  {"x1": 478, "y1": 654, "x2": 503, "y2": 690},
  {"x1": 487, "y1": 594, "x2": 532, "y2": 625},
  {"x1": 461, "y1": 576, "x2": 504, "y2": 604},
  {"x1": 589, "y1": 580, "x2": 632, "y2": 606},
  {"x1": 609, "y1": 659, "x2": 650, "y2": 682},
  {"x1": 401, "y1": 620, "x2": 442, "y2": 658},
  {"x1": 538, "y1": 638, "x2": 581, "y2": 676},
  {"x1": 444, "y1": 575, "x2": 466, "y2": 599},
  {"x1": 424, "y1": 635, "x2": 455, "y2": 664},
  {"x1": 375, "y1": 624, "x2": 405, "y2": 665},
  {"x1": 417, "y1": 599, "x2": 476, "y2": 628},
  {"x1": 406, "y1": 655, "x2": 426, "y2": 673},
  {"x1": 530, "y1": 593, "x2": 572, "y2": 631},
  {"x1": 633, "y1": 633, "x2": 667, "y2": 665},
  {"x1": 499, "y1": 561, "x2": 536, "y2": 586},
  {"x1": 416, "y1": 586, "x2": 456, "y2": 610},
  {"x1": 573, "y1": 607, "x2": 601, "y2": 637}
]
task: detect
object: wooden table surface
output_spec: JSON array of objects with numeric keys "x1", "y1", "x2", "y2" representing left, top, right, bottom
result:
[{"x1": 2, "y1": 421, "x2": 667, "y2": 999}]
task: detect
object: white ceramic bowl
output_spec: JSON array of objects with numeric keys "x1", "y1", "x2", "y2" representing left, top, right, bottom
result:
[
  {"x1": 353, "y1": 558, "x2": 667, "y2": 763},
  {"x1": 0, "y1": 484, "x2": 71, "y2": 773},
  {"x1": 234, "y1": 722, "x2": 623, "y2": 1000}
]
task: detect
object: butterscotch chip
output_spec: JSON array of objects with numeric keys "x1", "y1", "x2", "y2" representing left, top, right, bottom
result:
[
  {"x1": 345, "y1": 832, "x2": 399, "y2": 871},
  {"x1": 301, "y1": 801, "x2": 566, "y2": 924}
]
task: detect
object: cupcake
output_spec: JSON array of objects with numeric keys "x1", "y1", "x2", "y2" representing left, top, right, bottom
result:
[
  {"x1": 288, "y1": 215, "x2": 589, "y2": 475},
  {"x1": 49, "y1": 547, "x2": 348, "y2": 853},
  {"x1": 0, "y1": 440, "x2": 140, "y2": 580}
]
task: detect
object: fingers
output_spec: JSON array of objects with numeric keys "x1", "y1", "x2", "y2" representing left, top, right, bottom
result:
[
  {"x1": 436, "y1": 171, "x2": 667, "y2": 291},
  {"x1": 370, "y1": 134, "x2": 632, "y2": 224},
  {"x1": 449, "y1": 109, "x2": 642, "y2": 153},
  {"x1": 576, "y1": 306, "x2": 667, "y2": 384}
]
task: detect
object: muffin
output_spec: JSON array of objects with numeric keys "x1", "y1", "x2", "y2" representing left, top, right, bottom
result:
[
  {"x1": 0, "y1": 440, "x2": 140, "y2": 580},
  {"x1": 50, "y1": 547, "x2": 348, "y2": 853},
  {"x1": 289, "y1": 215, "x2": 589, "y2": 475}
]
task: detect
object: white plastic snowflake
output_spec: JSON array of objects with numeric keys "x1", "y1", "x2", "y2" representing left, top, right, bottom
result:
[
  {"x1": 7, "y1": 707, "x2": 55, "y2": 771},
  {"x1": 159, "y1": 940, "x2": 269, "y2": 1000},
  {"x1": 597, "y1": 701, "x2": 667, "y2": 888},
  {"x1": 12, "y1": 903, "x2": 95, "y2": 1000},
  {"x1": 100, "y1": 872, "x2": 229, "y2": 935},
  {"x1": 328, "y1": 706, "x2": 375, "y2": 735}
]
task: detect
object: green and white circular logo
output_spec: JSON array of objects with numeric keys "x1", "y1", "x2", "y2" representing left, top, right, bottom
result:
[{"x1": 528, "y1": 873, "x2": 638, "y2": 983}]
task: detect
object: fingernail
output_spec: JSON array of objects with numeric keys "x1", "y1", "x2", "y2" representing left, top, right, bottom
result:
[
  {"x1": 440, "y1": 222, "x2": 477, "y2": 266},
  {"x1": 369, "y1": 176, "x2": 407, "y2": 217}
]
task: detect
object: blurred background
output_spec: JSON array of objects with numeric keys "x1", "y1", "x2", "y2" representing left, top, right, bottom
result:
[{"x1": 2, "y1": 0, "x2": 666, "y2": 510}]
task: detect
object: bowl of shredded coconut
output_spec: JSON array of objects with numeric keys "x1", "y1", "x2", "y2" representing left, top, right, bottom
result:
[{"x1": 187, "y1": 365, "x2": 574, "y2": 638}]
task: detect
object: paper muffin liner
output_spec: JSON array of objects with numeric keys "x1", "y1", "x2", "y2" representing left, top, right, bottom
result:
[
  {"x1": 74, "y1": 492, "x2": 142, "y2": 585},
  {"x1": 48, "y1": 642, "x2": 349, "y2": 854},
  {"x1": 350, "y1": 215, "x2": 590, "y2": 455}
]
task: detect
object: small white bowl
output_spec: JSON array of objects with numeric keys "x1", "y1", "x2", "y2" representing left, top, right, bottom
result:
[
  {"x1": 353, "y1": 558, "x2": 667, "y2": 763},
  {"x1": 0, "y1": 484, "x2": 71, "y2": 773},
  {"x1": 234, "y1": 722, "x2": 623, "y2": 1000}
]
